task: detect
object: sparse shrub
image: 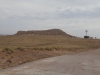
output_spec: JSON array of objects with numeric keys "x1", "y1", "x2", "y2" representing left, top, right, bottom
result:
[
  {"x1": 6, "y1": 59, "x2": 12, "y2": 63},
  {"x1": 53, "y1": 47, "x2": 59, "y2": 50},
  {"x1": 2, "y1": 48, "x2": 9, "y2": 52},
  {"x1": 16, "y1": 47, "x2": 24, "y2": 51},
  {"x1": 39, "y1": 47, "x2": 44, "y2": 51},
  {"x1": 34, "y1": 47, "x2": 38, "y2": 50},
  {"x1": 7, "y1": 51, "x2": 13, "y2": 54},
  {"x1": 45, "y1": 47, "x2": 52, "y2": 51},
  {"x1": 2, "y1": 57, "x2": 5, "y2": 59},
  {"x1": 6, "y1": 54, "x2": 8, "y2": 56},
  {"x1": 2, "y1": 48, "x2": 13, "y2": 54},
  {"x1": 11, "y1": 56, "x2": 13, "y2": 58}
]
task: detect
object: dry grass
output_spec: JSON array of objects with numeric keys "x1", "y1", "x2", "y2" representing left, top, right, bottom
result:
[{"x1": 0, "y1": 35, "x2": 100, "y2": 51}]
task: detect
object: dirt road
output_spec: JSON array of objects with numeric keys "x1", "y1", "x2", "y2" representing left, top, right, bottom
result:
[{"x1": 0, "y1": 49, "x2": 100, "y2": 75}]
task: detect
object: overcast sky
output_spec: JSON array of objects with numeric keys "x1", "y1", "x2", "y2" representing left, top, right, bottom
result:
[{"x1": 0, "y1": 0, "x2": 100, "y2": 38}]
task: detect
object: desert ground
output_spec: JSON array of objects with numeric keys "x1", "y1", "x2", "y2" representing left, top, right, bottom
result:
[
  {"x1": 0, "y1": 48, "x2": 100, "y2": 75},
  {"x1": 0, "y1": 34, "x2": 100, "y2": 70}
]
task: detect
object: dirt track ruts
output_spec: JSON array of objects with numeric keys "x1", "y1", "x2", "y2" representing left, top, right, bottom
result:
[{"x1": 0, "y1": 49, "x2": 100, "y2": 75}]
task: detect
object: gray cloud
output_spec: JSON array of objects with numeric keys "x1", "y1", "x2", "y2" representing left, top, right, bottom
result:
[
  {"x1": 56, "y1": 6, "x2": 100, "y2": 19},
  {"x1": 1, "y1": 0, "x2": 100, "y2": 20}
]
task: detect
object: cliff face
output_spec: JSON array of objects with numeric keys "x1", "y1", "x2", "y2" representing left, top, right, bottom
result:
[{"x1": 15, "y1": 29, "x2": 73, "y2": 37}]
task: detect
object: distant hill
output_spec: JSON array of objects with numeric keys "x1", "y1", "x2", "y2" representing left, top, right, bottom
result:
[
  {"x1": 0, "y1": 34, "x2": 8, "y2": 36},
  {"x1": 15, "y1": 29, "x2": 75, "y2": 37}
]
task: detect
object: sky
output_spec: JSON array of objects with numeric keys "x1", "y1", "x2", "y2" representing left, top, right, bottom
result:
[{"x1": 0, "y1": 0, "x2": 100, "y2": 38}]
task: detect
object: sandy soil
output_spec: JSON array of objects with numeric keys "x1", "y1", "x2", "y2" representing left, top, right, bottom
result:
[
  {"x1": 0, "y1": 49, "x2": 73, "y2": 70},
  {"x1": 0, "y1": 49, "x2": 100, "y2": 75}
]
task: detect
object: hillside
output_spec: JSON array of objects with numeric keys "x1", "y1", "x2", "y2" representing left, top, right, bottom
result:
[{"x1": 15, "y1": 29, "x2": 74, "y2": 37}]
